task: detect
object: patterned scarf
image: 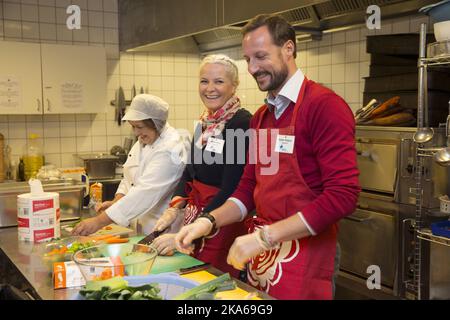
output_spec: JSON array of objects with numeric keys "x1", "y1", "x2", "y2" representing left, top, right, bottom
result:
[{"x1": 195, "y1": 96, "x2": 241, "y2": 149}]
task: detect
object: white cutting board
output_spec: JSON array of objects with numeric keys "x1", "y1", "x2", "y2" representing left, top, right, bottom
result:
[{"x1": 90, "y1": 224, "x2": 135, "y2": 237}]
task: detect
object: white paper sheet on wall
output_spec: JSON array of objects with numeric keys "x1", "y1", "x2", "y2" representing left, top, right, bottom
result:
[
  {"x1": 61, "y1": 82, "x2": 83, "y2": 109},
  {"x1": 0, "y1": 75, "x2": 21, "y2": 109}
]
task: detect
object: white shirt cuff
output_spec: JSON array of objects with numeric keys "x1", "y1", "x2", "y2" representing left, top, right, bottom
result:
[
  {"x1": 105, "y1": 205, "x2": 130, "y2": 227},
  {"x1": 228, "y1": 197, "x2": 248, "y2": 222},
  {"x1": 297, "y1": 211, "x2": 316, "y2": 236}
]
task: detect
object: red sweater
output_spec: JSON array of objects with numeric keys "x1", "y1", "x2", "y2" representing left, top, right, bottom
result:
[{"x1": 232, "y1": 80, "x2": 361, "y2": 234}]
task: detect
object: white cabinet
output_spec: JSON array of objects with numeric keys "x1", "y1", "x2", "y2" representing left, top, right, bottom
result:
[
  {"x1": 0, "y1": 41, "x2": 107, "y2": 115},
  {"x1": 0, "y1": 41, "x2": 43, "y2": 114},
  {"x1": 41, "y1": 44, "x2": 106, "y2": 114}
]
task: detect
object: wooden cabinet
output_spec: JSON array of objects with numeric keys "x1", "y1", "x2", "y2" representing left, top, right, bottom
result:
[{"x1": 0, "y1": 41, "x2": 106, "y2": 115}]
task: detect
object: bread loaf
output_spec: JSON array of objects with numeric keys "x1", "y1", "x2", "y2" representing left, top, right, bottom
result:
[{"x1": 370, "y1": 96, "x2": 400, "y2": 118}]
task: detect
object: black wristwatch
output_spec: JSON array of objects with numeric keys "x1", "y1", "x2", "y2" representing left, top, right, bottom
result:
[{"x1": 198, "y1": 212, "x2": 217, "y2": 235}]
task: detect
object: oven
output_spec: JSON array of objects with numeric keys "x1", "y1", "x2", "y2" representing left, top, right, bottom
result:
[{"x1": 335, "y1": 126, "x2": 449, "y2": 300}]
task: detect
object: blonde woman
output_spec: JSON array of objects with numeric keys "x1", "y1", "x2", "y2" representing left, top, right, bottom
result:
[{"x1": 152, "y1": 54, "x2": 252, "y2": 278}]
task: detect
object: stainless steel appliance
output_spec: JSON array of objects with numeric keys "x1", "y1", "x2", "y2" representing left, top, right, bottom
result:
[
  {"x1": 75, "y1": 154, "x2": 119, "y2": 179},
  {"x1": 0, "y1": 179, "x2": 85, "y2": 227},
  {"x1": 336, "y1": 125, "x2": 449, "y2": 300}
]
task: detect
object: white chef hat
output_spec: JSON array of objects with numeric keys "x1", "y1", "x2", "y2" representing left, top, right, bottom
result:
[{"x1": 122, "y1": 94, "x2": 169, "y2": 123}]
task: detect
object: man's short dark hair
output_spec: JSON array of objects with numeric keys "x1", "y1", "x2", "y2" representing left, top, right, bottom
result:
[{"x1": 241, "y1": 14, "x2": 297, "y2": 58}]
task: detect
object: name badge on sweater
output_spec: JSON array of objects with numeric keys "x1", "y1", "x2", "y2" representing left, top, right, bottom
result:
[
  {"x1": 205, "y1": 137, "x2": 225, "y2": 154},
  {"x1": 275, "y1": 135, "x2": 295, "y2": 154}
]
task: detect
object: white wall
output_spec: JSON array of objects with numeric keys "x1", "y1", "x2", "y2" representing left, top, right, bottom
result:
[{"x1": 0, "y1": 0, "x2": 432, "y2": 170}]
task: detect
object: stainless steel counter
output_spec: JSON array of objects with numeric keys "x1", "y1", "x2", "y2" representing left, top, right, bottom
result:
[
  {"x1": 0, "y1": 209, "x2": 97, "y2": 300},
  {"x1": 0, "y1": 208, "x2": 271, "y2": 300}
]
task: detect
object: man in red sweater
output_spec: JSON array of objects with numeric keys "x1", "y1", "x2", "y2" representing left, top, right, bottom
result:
[{"x1": 175, "y1": 14, "x2": 360, "y2": 300}]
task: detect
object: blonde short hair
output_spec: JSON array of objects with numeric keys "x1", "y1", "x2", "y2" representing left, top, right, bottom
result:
[{"x1": 199, "y1": 54, "x2": 240, "y2": 87}]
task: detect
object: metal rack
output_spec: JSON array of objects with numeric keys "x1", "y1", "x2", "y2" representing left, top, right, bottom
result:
[
  {"x1": 417, "y1": 229, "x2": 450, "y2": 248},
  {"x1": 413, "y1": 23, "x2": 450, "y2": 300}
]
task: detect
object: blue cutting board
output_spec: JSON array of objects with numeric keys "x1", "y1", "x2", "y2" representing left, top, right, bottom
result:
[{"x1": 130, "y1": 236, "x2": 204, "y2": 274}]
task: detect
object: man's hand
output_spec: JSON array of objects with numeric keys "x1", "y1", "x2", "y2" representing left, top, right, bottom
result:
[
  {"x1": 152, "y1": 233, "x2": 176, "y2": 256},
  {"x1": 71, "y1": 212, "x2": 112, "y2": 236},
  {"x1": 174, "y1": 218, "x2": 212, "y2": 254},
  {"x1": 227, "y1": 231, "x2": 265, "y2": 271}
]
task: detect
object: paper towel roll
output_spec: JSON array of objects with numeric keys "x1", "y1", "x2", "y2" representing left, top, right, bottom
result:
[{"x1": 17, "y1": 179, "x2": 61, "y2": 243}]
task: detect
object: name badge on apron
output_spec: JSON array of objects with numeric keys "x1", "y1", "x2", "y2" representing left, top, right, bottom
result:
[
  {"x1": 275, "y1": 134, "x2": 295, "y2": 154},
  {"x1": 205, "y1": 137, "x2": 225, "y2": 154}
]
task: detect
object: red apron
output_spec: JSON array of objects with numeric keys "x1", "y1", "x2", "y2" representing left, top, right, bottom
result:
[
  {"x1": 184, "y1": 179, "x2": 246, "y2": 278},
  {"x1": 246, "y1": 78, "x2": 337, "y2": 300}
]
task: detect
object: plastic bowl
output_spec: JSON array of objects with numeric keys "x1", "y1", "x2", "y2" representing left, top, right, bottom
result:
[
  {"x1": 73, "y1": 243, "x2": 157, "y2": 281},
  {"x1": 40, "y1": 236, "x2": 98, "y2": 269},
  {"x1": 434, "y1": 21, "x2": 450, "y2": 42}
]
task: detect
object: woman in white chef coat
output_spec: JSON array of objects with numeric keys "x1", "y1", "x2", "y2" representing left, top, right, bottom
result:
[{"x1": 72, "y1": 94, "x2": 189, "y2": 236}]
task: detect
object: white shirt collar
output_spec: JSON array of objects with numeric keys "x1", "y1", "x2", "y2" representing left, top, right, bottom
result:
[
  {"x1": 265, "y1": 69, "x2": 304, "y2": 119},
  {"x1": 266, "y1": 69, "x2": 304, "y2": 106}
]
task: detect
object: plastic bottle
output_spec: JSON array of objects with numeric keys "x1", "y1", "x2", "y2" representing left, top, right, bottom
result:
[{"x1": 23, "y1": 134, "x2": 44, "y2": 181}]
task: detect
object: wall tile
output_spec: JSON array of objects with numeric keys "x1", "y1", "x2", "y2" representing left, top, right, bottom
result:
[
  {"x1": 103, "y1": 0, "x2": 118, "y2": 13},
  {"x1": 3, "y1": 2, "x2": 21, "y2": 20},
  {"x1": 22, "y1": 21, "x2": 39, "y2": 39},
  {"x1": 87, "y1": 26, "x2": 103, "y2": 43},
  {"x1": 44, "y1": 153, "x2": 61, "y2": 167},
  {"x1": 306, "y1": 47, "x2": 319, "y2": 67},
  {"x1": 331, "y1": 44, "x2": 345, "y2": 64},
  {"x1": 56, "y1": 24, "x2": 72, "y2": 41},
  {"x1": 88, "y1": 11, "x2": 103, "y2": 28},
  {"x1": 318, "y1": 46, "x2": 331, "y2": 66},
  {"x1": 38, "y1": 6, "x2": 55, "y2": 24},
  {"x1": 345, "y1": 42, "x2": 360, "y2": 63},
  {"x1": 44, "y1": 137, "x2": 61, "y2": 154},
  {"x1": 55, "y1": 0, "x2": 71, "y2": 8},
  {"x1": 43, "y1": 121, "x2": 60, "y2": 137},
  {"x1": 60, "y1": 121, "x2": 76, "y2": 137},
  {"x1": 345, "y1": 63, "x2": 360, "y2": 83},
  {"x1": 71, "y1": 0, "x2": 88, "y2": 10},
  {"x1": 103, "y1": 12, "x2": 117, "y2": 28},
  {"x1": 92, "y1": 135, "x2": 107, "y2": 152},
  {"x1": 318, "y1": 65, "x2": 332, "y2": 84},
  {"x1": 4, "y1": 20, "x2": 22, "y2": 38},
  {"x1": 76, "y1": 135, "x2": 92, "y2": 152},
  {"x1": 331, "y1": 64, "x2": 345, "y2": 84},
  {"x1": 21, "y1": 4, "x2": 39, "y2": 22},
  {"x1": 38, "y1": 0, "x2": 55, "y2": 6},
  {"x1": 88, "y1": 0, "x2": 103, "y2": 11},
  {"x1": 104, "y1": 27, "x2": 117, "y2": 44}
]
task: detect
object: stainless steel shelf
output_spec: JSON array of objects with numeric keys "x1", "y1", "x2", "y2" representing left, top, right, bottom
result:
[
  {"x1": 417, "y1": 228, "x2": 450, "y2": 248},
  {"x1": 421, "y1": 55, "x2": 450, "y2": 67}
]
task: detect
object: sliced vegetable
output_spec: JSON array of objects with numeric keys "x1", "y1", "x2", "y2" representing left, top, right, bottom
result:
[
  {"x1": 79, "y1": 277, "x2": 162, "y2": 300},
  {"x1": 173, "y1": 273, "x2": 236, "y2": 300}
]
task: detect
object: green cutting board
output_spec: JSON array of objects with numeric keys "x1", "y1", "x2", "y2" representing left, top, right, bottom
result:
[{"x1": 130, "y1": 236, "x2": 204, "y2": 274}]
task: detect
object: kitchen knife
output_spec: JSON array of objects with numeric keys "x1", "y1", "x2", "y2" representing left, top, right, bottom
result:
[
  {"x1": 131, "y1": 85, "x2": 136, "y2": 99},
  {"x1": 140, "y1": 86, "x2": 144, "y2": 94},
  {"x1": 138, "y1": 227, "x2": 168, "y2": 245},
  {"x1": 178, "y1": 263, "x2": 211, "y2": 275},
  {"x1": 117, "y1": 86, "x2": 126, "y2": 126}
]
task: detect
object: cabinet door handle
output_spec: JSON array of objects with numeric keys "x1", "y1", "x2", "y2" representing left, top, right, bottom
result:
[
  {"x1": 46, "y1": 99, "x2": 51, "y2": 112},
  {"x1": 36, "y1": 99, "x2": 41, "y2": 112}
]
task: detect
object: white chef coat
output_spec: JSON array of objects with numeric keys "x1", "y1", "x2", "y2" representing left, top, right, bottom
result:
[{"x1": 105, "y1": 123, "x2": 189, "y2": 235}]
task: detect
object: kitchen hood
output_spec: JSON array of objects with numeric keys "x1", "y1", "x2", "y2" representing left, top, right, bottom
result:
[{"x1": 119, "y1": 0, "x2": 438, "y2": 54}]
